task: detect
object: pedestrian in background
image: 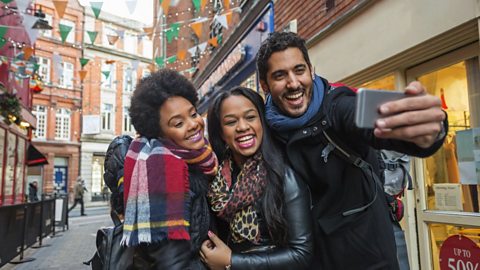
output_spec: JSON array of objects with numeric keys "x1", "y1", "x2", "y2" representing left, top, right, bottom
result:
[
  {"x1": 256, "y1": 32, "x2": 447, "y2": 269},
  {"x1": 28, "y1": 181, "x2": 39, "y2": 202},
  {"x1": 101, "y1": 185, "x2": 109, "y2": 202},
  {"x1": 68, "y1": 176, "x2": 87, "y2": 216},
  {"x1": 199, "y1": 86, "x2": 313, "y2": 270}
]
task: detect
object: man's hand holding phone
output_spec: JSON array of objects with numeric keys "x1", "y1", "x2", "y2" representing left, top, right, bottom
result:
[{"x1": 355, "y1": 82, "x2": 446, "y2": 148}]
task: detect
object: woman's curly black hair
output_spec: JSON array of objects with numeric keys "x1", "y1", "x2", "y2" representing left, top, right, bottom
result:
[{"x1": 129, "y1": 69, "x2": 198, "y2": 138}]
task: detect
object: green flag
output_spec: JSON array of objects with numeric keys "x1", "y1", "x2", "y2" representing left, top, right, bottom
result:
[
  {"x1": 0, "y1": 0, "x2": 13, "y2": 3},
  {"x1": 59, "y1": 23, "x2": 72, "y2": 43},
  {"x1": 80, "y1": 58, "x2": 89, "y2": 68},
  {"x1": 87, "y1": 31, "x2": 98, "y2": 45},
  {"x1": 0, "y1": 26, "x2": 8, "y2": 48},
  {"x1": 192, "y1": 0, "x2": 200, "y2": 11},
  {"x1": 166, "y1": 29, "x2": 175, "y2": 43},
  {"x1": 155, "y1": 57, "x2": 164, "y2": 67},
  {"x1": 102, "y1": 71, "x2": 110, "y2": 79},
  {"x1": 90, "y1": 2, "x2": 103, "y2": 19},
  {"x1": 167, "y1": 55, "x2": 177, "y2": 64},
  {"x1": 171, "y1": 22, "x2": 180, "y2": 37}
]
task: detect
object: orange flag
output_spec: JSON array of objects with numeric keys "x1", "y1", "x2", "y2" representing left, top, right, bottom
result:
[
  {"x1": 190, "y1": 21, "x2": 202, "y2": 38},
  {"x1": 53, "y1": 0, "x2": 68, "y2": 18},
  {"x1": 23, "y1": 46, "x2": 34, "y2": 60},
  {"x1": 177, "y1": 50, "x2": 187, "y2": 61},
  {"x1": 162, "y1": 0, "x2": 170, "y2": 16},
  {"x1": 79, "y1": 70, "x2": 87, "y2": 81},
  {"x1": 105, "y1": 60, "x2": 116, "y2": 64},
  {"x1": 208, "y1": 37, "x2": 218, "y2": 47},
  {"x1": 143, "y1": 27, "x2": 154, "y2": 39},
  {"x1": 224, "y1": 0, "x2": 230, "y2": 10},
  {"x1": 225, "y1": 11, "x2": 232, "y2": 25},
  {"x1": 201, "y1": 0, "x2": 207, "y2": 11}
]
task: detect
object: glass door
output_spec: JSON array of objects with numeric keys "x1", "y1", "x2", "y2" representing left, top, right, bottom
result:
[{"x1": 406, "y1": 43, "x2": 480, "y2": 270}]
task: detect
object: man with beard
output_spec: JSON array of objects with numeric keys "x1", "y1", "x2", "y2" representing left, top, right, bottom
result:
[{"x1": 256, "y1": 32, "x2": 447, "y2": 269}]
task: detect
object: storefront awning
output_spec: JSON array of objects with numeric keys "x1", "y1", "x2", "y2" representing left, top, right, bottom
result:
[{"x1": 27, "y1": 144, "x2": 48, "y2": 166}]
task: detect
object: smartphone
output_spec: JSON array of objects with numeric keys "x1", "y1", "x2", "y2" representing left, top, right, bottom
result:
[{"x1": 355, "y1": 88, "x2": 406, "y2": 128}]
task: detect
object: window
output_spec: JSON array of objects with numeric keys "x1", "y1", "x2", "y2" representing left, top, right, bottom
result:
[
  {"x1": 37, "y1": 57, "x2": 50, "y2": 83},
  {"x1": 143, "y1": 39, "x2": 153, "y2": 58},
  {"x1": 123, "y1": 107, "x2": 133, "y2": 133},
  {"x1": 33, "y1": 105, "x2": 47, "y2": 139},
  {"x1": 59, "y1": 62, "x2": 74, "y2": 89},
  {"x1": 123, "y1": 66, "x2": 137, "y2": 93},
  {"x1": 103, "y1": 25, "x2": 117, "y2": 48},
  {"x1": 55, "y1": 108, "x2": 71, "y2": 140},
  {"x1": 124, "y1": 33, "x2": 137, "y2": 54},
  {"x1": 59, "y1": 19, "x2": 75, "y2": 43},
  {"x1": 40, "y1": 13, "x2": 53, "y2": 37},
  {"x1": 101, "y1": 103, "x2": 113, "y2": 131},
  {"x1": 142, "y1": 69, "x2": 151, "y2": 79},
  {"x1": 101, "y1": 63, "x2": 116, "y2": 89}
]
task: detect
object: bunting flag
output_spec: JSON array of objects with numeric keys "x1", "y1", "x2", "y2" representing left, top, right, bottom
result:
[
  {"x1": 192, "y1": 0, "x2": 200, "y2": 12},
  {"x1": 125, "y1": 0, "x2": 137, "y2": 14},
  {"x1": 53, "y1": 0, "x2": 68, "y2": 18},
  {"x1": 225, "y1": 11, "x2": 232, "y2": 25},
  {"x1": 165, "y1": 29, "x2": 175, "y2": 43},
  {"x1": 170, "y1": 0, "x2": 180, "y2": 6},
  {"x1": 167, "y1": 55, "x2": 176, "y2": 64},
  {"x1": 143, "y1": 27, "x2": 153, "y2": 39},
  {"x1": 0, "y1": 26, "x2": 8, "y2": 48},
  {"x1": 198, "y1": 42, "x2": 207, "y2": 53},
  {"x1": 102, "y1": 70, "x2": 110, "y2": 79},
  {"x1": 155, "y1": 57, "x2": 164, "y2": 67},
  {"x1": 22, "y1": 14, "x2": 40, "y2": 43},
  {"x1": 105, "y1": 59, "x2": 116, "y2": 64},
  {"x1": 218, "y1": 33, "x2": 223, "y2": 45},
  {"x1": 90, "y1": 1, "x2": 103, "y2": 19},
  {"x1": 224, "y1": 0, "x2": 230, "y2": 10},
  {"x1": 161, "y1": 0, "x2": 170, "y2": 16},
  {"x1": 106, "y1": 34, "x2": 119, "y2": 45},
  {"x1": 171, "y1": 22, "x2": 180, "y2": 36},
  {"x1": 0, "y1": 56, "x2": 8, "y2": 66},
  {"x1": 137, "y1": 33, "x2": 146, "y2": 41},
  {"x1": 87, "y1": 31, "x2": 98, "y2": 44},
  {"x1": 190, "y1": 21, "x2": 202, "y2": 38},
  {"x1": 177, "y1": 50, "x2": 186, "y2": 61},
  {"x1": 79, "y1": 58, "x2": 89, "y2": 68},
  {"x1": 115, "y1": 29, "x2": 125, "y2": 39},
  {"x1": 131, "y1": 59, "x2": 140, "y2": 70},
  {"x1": 208, "y1": 37, "x2": 218, "y2": 47},
  {"x1": 187, "y1": 46, "x2": 197, "y2": 56},
  {"x1": 79, "y1": 70, "x2": 88, "y2": 81},
  {"x1": 0, "y1": 0, "x2": 13, "y2": 4},
  {"x1": 215, "y1": 14, "x2": 228, "y2": 29},
  {"x1": 59, "y1": 23, "x2": 72, "y2": 43},
  {"x1": 16, "y1": 0, "x2": 32, "y2": 13},
  {"x1": 23, "y1": 47, "x2": 34, "y2": 60},
  {"x1": 201, "y1": 0, "x2": 207, "y2": 11}
]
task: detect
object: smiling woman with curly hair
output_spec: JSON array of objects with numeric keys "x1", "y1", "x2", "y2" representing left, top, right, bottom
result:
[{"x1": 122, "y1": 69, "x2": 218, "y2": 269}]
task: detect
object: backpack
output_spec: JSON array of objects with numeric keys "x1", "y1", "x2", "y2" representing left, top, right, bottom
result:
[
  {"x1": 380, "y1": 150, "x2": 412, "y2": 197},
  {"x1": 84, "y1": 211, "x2": 134, "y2": 270}
]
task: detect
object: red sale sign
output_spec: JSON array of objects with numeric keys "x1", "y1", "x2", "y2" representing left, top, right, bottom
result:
[{"x1": 440, "y1": 235, "x2": 480, "y2": 270}]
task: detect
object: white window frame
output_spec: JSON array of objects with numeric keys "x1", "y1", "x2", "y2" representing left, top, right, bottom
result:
[
  {"x1": 124, "y1": 32, "x2": 137, "y2": 54},
  {"x1": 59, "y1": 62, "x2": 74, "y2": 89},
  {"x1": 55, "y1": 108, "x2": 71, "y2": 140},
  {"x1": 37, "y1": 56, "x2": 51, "y2": 83},
  {"x1": 33, "y1": 105, "x2": 47, "y2": 139},
  {"x1": 122, "y1": 106, "x2": 133, "y2": 133},
  {"x1": 123, "y1": 66, "x2": 137, "y2": 93},
  {"x1": 142, "y1": 69, "x2": 151, "y2": 79},
  {"x1": 101, "y1": 103, "x2": 114, "y2": 131},
  {"x1": 59, "y1": 19, "x2": 75, "y2": 44},
  {"x1": 101, "y1": 63, "x2": 116, "y2": 89}
]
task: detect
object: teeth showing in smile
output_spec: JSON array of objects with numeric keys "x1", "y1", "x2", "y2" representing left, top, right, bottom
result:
[
  {"x1": 237, "y1": 135, "x2": 253, "y2": 142},
  {"x1": 188, "y1": 131, "x2": 201, "y2": 141},
  {"x1": 285, "y1": 92, "x2": 303, "y2": 100}
]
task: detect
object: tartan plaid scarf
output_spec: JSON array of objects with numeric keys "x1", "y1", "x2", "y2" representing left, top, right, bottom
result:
[
  {"x1": 208, "y1": 152, "x2": 267, "y2": 243},
  {"x1": 121, "y1": 137, "x2": 191, "y2": 247}
]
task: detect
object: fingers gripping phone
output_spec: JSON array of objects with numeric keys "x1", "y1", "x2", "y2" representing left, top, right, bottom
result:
[{"x1": 355, "y1": 88, "x2": 407, "y2": 128}]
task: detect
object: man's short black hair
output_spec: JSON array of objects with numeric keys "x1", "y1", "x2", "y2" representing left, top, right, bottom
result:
[
  {"x1": 256, "y1": 31, "x2": 312, "y2": 82},
  {"x1": 129, "y1": 69, "x2": 198, "y2": 138}
]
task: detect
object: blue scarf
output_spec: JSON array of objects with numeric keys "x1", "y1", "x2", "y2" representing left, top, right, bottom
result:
[{"x1": 265, "y1": 75, "x2": 324, "y2": 133}]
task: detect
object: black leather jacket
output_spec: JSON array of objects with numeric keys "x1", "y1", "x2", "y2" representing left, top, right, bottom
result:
[{"x1": 229, "y1": 168, "x2": 313, "y2": 270}]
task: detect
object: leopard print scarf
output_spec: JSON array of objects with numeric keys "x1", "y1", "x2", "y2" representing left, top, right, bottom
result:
[{"x1": 208, "y1": 152, "x2": 267, "y2": 243}]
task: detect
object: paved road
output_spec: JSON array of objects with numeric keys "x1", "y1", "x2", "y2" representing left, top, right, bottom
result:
[{"x1": 1, "y1": 206, "x2": 112, "y2": 270}]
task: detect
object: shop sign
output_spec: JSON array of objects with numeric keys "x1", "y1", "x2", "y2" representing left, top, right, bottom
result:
[
  {"x1": 440, "y1": 235, "x2": 480, "y2": 270},
  {"x1": 199, "y1": 44, "x2": 246, "y2": 96}
]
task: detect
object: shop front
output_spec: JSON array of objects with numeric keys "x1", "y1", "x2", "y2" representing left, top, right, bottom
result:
[{"x1": 307, "y1": 0, "x2": 480, "y2": 269}]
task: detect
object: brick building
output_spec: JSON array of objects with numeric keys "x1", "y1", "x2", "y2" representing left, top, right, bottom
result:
[
  {"x1": 80, "y1": 7, "x2": 153, "y2": 202},
  {"x1": 30, "y1": 0, "x2": 83, "y2": 198}
]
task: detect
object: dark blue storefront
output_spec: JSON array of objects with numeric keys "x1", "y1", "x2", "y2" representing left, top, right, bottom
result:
[{"x1": 197, "y1": 2, "x2": 274, "y2": 114}]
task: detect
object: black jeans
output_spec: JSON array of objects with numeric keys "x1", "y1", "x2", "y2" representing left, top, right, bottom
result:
[{"x1": 68, "y1": 198, "x2": 85, "y2": 215}]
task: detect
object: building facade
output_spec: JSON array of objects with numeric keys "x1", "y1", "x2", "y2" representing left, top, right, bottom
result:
[
  {"x1": 274, "y1": 0, "x2": 480, "y2": 269},
  {"x1": 80, "y1": 8, "x2": 153, "y2": 202},
  {"x1": 31, "y1": 0, "x2": 83, "y2": 199}
]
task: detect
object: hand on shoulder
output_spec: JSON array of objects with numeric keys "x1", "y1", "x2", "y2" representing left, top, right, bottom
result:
[{"x1": 373, "y1": 81, "x2": 446, "y2": 148}]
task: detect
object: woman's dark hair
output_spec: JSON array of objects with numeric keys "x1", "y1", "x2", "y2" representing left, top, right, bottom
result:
[
  {"x1": 207, "y1": 86, "x2": 288, "y2": 245},
  {"x1": 256, "y1": 31, "x2": 312, "y2": 82},
  {"x1": 129, "y1": 69, "x2": 198, "y2": 138}
]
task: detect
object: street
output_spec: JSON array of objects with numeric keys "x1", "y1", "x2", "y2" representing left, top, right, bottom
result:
[{"x1": 1, "y1": 205, "x2": 111, "y2": 270}]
